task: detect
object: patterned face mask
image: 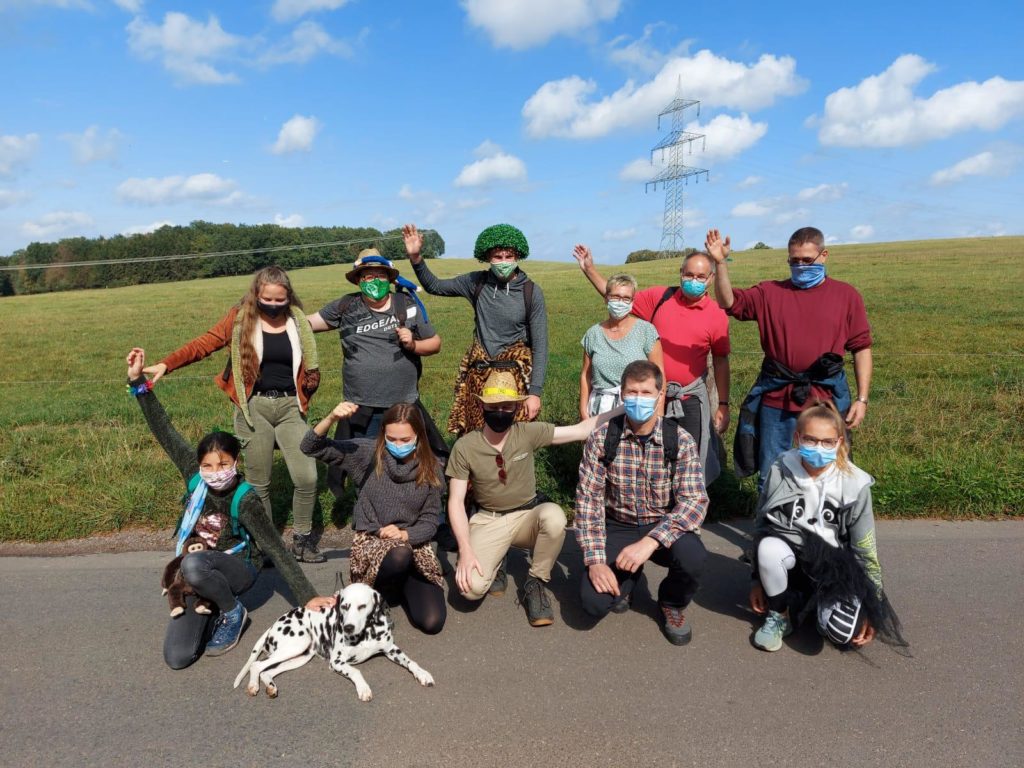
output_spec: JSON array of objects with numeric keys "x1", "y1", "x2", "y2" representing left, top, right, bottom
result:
[
  {"x1": 490, "y1": 261, "x2": 518, "y2": 281},
  {"x1": 607, "y1": 299, "x2": 633, "y2": 319},
  {"x1": 359, "y1": 278, "x2": 391, "y2": 301},
  {"x1": 200, "y1": 464, "x2": 238, "y2": 491}
]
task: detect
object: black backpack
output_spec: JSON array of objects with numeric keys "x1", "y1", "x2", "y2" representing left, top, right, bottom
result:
[{"x1": 650, "y1": 286, "x2": 679, "y2": 323}]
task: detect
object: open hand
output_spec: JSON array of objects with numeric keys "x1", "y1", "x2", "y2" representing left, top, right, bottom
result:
[
  {"x1": 845, "y1": 400, "x2": 867, "y2": 429},
  {"x1": 523, "y1": 395, "x2": 541, "y2": 420},
  {"x1": 127, "y1": 347, "x2": 146, "y2": 380},
  {"x1": 705, "y1": 229, "x2": 731, "y2": 264},
  {"x1": 455, "y1": 550, "x2": 484, "y2": 595},
  {"x1": 588, "y1": 563, "x2": 620, "y2": 597},
  {"x1": 572, "y1": 244, "x2": 594, "y2": 273},
  {"x1": 402, "y1": 223, "x2": 423, "y2": 262},
  {"x1": 306, "y1": 595, "x2": 337, "y2": 612}
]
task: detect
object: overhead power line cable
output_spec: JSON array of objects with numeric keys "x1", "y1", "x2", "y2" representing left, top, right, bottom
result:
[{"x1": 0, "y1": 233, "x2": 405, "y2": 272}]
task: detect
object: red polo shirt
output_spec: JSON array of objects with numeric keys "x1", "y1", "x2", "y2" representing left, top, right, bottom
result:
[
  {"x1": 631, "y1": 287, "x2": 731, "y2": 386},
  {"x1": 727, "y1": 277, "x2": 871, "y2": 410}
]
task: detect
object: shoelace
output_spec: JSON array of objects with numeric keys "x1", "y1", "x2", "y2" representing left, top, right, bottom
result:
[
  {"x1": 765, "y1": 612, "x2": 788, "y2": 634},
  {"x1": 662, "y1": 605, "x2": 686, "y2": 628}
]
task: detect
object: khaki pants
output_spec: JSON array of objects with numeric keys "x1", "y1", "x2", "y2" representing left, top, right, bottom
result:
[{"x1": 463, "y1": 502, "x2": 566, "y2": 601}]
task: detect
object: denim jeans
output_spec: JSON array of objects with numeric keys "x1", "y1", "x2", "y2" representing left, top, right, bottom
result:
[{"x1": 757, "y1": 405, "x2": 799, "y2": 491}]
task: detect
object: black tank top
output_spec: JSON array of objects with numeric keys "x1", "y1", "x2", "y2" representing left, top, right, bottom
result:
[{"x1": 253, "y1": 330, "x2": 294, "y2": 392}]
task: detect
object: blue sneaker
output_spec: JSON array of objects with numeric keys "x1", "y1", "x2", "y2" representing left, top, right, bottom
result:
[
  {"x1": 205, "y1": 600, "x2": 248, "y2": 657},
  {"x1": 753, "y1": 610, "x2": 793, "y2": 652}
]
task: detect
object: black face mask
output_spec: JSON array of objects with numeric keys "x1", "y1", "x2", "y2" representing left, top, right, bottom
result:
[
  {"x1": 258, "y1": 302, "x2": 288, "y2": 318},
  {"x1": 482, "y1": 408, "x2": 516, "y2": 433}
]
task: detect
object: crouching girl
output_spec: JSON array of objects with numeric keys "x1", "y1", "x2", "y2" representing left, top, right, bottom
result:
[
  {"x1": 749, "y1": 401, "x2": 905, "y2": 652},
  {"x1": 127, "y1": 348, "x2": 317, "y2": 669}
]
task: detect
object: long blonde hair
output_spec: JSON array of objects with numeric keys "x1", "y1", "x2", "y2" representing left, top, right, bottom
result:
[
  {"x1": 373, "y1": 403, "x2": 442, "y2": 487},
  {"x1": 794, "y1": 400, "x2": 851, "y2": 473},
  {"x1": 238, "y1": 266, "x2": 302, "y2": 388}
]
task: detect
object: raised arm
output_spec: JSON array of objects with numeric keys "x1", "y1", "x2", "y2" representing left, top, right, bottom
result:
[
  {"x1": 705, "y1": 229, "x2": 735, "y2": 309},
  {"x1": 404, "y1": 223, "x2": 476, "y2": 298},
  {"x1": 127, "y1": 347, "x2": 197, "y2": 481},
  {"x1": 572, "y1": 244, "x2": 609, "y2": 298},
  {"x1": 300, "y1": 401, "x2": 375, "y2": 476},
  {"x1": 143, "y1": 308, "x2": 235, "y2": 384}
]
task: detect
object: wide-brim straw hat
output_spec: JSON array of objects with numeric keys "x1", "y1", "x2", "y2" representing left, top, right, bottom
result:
[
  {"x1": 345, "y1": 249, "x2": 400, "y2": 285},
  {"x1": 475, "y1": 370, "x2": 529, "y2": 403}
]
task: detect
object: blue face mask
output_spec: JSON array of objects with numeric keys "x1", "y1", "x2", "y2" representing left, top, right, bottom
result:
[
  {"x1": 623, "y1": 396, "x2": 658, "y2": 424},
  {"x1": 798, "y1": 444, "x2": 837, "y2": 468},
  {"x1": 680, "y1": 278, "x2": 707, "y2": 299},
  {"x1": 607, "y1": 299, "x2": 632, "y2": 319},
  {"x1": 790, "y1": 263, "x2": 826, "y2": 289},
  {"x1": 385, "y1": 440, "x2": 417, "y2": 460}
]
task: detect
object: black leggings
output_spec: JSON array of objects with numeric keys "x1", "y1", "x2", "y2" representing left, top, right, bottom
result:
[
  {"x1": 163, "y1": 550, "x2": 256, "y2": 670},
  {"x1": 374, "y1": 547, "x2": 447, "y2": 635}
]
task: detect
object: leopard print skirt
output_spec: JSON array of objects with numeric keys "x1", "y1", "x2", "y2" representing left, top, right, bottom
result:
[
  {"x1": 349, "y1": 531, "x2": 444, "y2": 589},
  {"x1": 447, "y1": 337, "x2": 533, "y2": 436}
]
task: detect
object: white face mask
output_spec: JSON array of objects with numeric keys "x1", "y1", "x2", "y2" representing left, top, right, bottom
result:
[
  {"x1": 607, "y1": 299, "x2": 633, "y2": 319},
  {"x1": 200, "y1": 464, "x2": 238, "y2": 491}
]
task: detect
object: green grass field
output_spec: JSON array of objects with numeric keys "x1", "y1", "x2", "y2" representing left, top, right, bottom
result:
[{"x1": 1, "y1": 236, "x2": 1022, "y2": 541}]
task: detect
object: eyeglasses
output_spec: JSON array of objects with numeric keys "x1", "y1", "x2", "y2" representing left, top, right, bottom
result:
[
  {"x1": 494, "y1": 454, "x2": 507, "y2": 484},
  {"x1": 798, "y1": 435, "x2": 840, "y2": 450},
  {"x1": 787, "y1": 253, "x2": 823, "y2": 266},
  {"x1": 358, "y1": 272, "x2": 388, "y2": 282}
]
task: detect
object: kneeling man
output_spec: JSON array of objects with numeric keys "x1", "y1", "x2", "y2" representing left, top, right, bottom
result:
[
  {"x1": 447, "y1": 370, "x2": 611, "y2": 627},
  {"x1": 575, "y1": 360, "x2": 709, "y2": 644}
]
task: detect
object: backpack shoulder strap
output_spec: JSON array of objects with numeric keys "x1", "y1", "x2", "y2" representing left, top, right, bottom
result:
[
  {"x1": 651, "y1": 286, "x2": 678, "y2": 323},
  {"x1": 471, "y1": 271, "x2": 487, "y2": 308},
  {"x1": 522, "y1": 278, "x2": 534, "y2": 317},
  {"x1": 229, "y1": 481, "x2": 254, "y2": 538},
  {"x1": 391, "y1": 290, "x2": 409, "y2": 327},
  {"x1": 601, "y1": 415, "x2": 626, "y2": 467},
  {"x1": 662, "y1": 418, "x2": 679, "y2": 469},
  {"x1": 187, "y1": 472, "x2": 202, "y2": 493}
]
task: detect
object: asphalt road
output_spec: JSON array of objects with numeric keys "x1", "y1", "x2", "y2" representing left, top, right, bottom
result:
[{"x1": 1, "y1": 520, "x2": 1021, "y2": 768}]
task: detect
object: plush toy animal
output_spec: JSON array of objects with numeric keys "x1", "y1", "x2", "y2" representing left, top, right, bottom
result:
[{"x1": 161, "y1": 537, "x2": 215, "y2": 617}]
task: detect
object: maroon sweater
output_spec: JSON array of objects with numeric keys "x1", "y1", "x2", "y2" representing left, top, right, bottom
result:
[{"x1": 728, "y1": 277, "x2": 871, "y2": 410}]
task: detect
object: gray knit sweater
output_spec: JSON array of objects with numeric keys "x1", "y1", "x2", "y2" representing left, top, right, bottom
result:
[
  {"x1": 411, "y1": 261, "x2": 549, "y2": 396},
  {"x1": 300, "y1": 431, "x2": 443, "y2": 546}
]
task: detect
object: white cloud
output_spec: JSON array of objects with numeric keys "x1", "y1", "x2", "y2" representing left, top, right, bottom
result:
[
  {"x1": 607, "y1": 23, "x2": 691, "y2": 74},
  {"x1": 61, "y1": 125, "x2": 124, "y2": 164},
  {"x1": 273, "y1": 213, "x2": 305, "y2": 227},
  {"x1": 796, "y1": 182, "x2": 847, "y2": 202},
  {"x1": 127, "y1": 12, "x2": 241, "y2": 86},
  {"x1": 688, "y1": 113, "x2": 767, "y2": 163},
  {"x1": 0, "y1": 133, "x2": 41, "y2": 177},
  {"x1": 455, "y1": 197, "x2": 491, "y2": 210},
  {"x1": 0, "y1": 189, "x2": 31, "y2": 208},
  {"x1": 113, "y1": 0, "x2": 142, "y2": 12},
  {"x1": 849, "y1": 224, "x2": 875, "y2": 240},
  {"x1": 930, "y1": 151, "x2": 999, "y2": 185},
  {"x1": 462, "y1": 0, "x2": 621, "y2": 50},
  {"x1": 116, "y1": 173, "x2": 241, "y2": 205},
  {"x1": 397, "y1": 184, "x2": 447, "y2": 225},
  {"x1": 122, "y1": 220, "x2": 174, "y2": 236},
  {"x1": 454, "y1": 141, "x2": 527, "y2": 187},
  {"x1": 815, "y1": 54, "x2": 1024, "y2": 147},
  {"x1": 21, "y1": 210, "x2": 94, "y2": 240},
  {"x1": 602, "y1": 227, "x2": 636, "y2": 241},
  {"x1": 271, "y1": 0, "x2": 353, "y2": 22},
  {"x1": 523, "y1": 49, "x2": 805, "y2": 139},
  {"x1": 737, "y1": 175, "x2": 762, "y2": 188},
  {"x1": 271, "y1": 114, "x2": 322, "y2": 154},
  {"x1": 731, "y1": 201, "x2": 772, "y2": 217},
  {"x1": 619, "y1": 157, "x2": 659, "y2": 182},
  {"x1": 258, "y1": 21, "x2": 353, "y2": 65}
]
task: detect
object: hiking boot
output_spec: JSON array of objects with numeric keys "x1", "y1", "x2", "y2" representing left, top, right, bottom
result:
[
  {"x1": 205, "y1": 600, "x2": 248, "y2": 656},
  {"x1": 292, "y1": 532, "x2": 326, "y2": 564},
  {"x1": 753, "y1": 610, "x2": 793, "y2": 652},
  {"x1": 488, "y1": 557, "x2": 508, "y2": 597},
  {"x1": 610, "y1": 591, "x2": 632, "y2": 614},
  {"x1": 521, "y1": 576, "x2": 554, "y2": 627},
  {"x1": 659, "y1": 603, "x2": 692, "y2": 646}
]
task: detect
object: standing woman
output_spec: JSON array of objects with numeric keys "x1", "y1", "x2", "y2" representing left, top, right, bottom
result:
[
  {"x1": 579, "y1": 273, "x2": 663, "y2": 419},
  {"x1": 126, "y1": 348, "x2": 317, "y2": 669},
  {"x1": 403, "y1": 222, "x2": 548, "y2": 436},
  {"x1": 301, "y1": 401, "x2": 447, "y2": 634},
  {"x1": 748, "y1": 401, "x2": 905, "y2": 653},
  {"x1": 144, "y1": 266, "x2": 325, "y2": 562}
]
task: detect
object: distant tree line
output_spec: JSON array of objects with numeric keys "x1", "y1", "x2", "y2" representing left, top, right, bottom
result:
[
  {"x1": 0, "y1": 221, "x2": 444, "y2": 296},
  {"x1": 624, "y1": 247, "x2": 698, "y2": 264}
]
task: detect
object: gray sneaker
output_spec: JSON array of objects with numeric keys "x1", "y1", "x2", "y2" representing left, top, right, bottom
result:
[
  {"x1": 521, "y1": 576, "x2": 554, "y2": 627},
  {"x1": 488, "y1": 557, "x2": 508, "y2": 597},
  {"x1": 753, "y1": 610, "x2": 793, "y2": 652},
  {"x1": 292, "y1": 533, "x2": 326, "y2": 564},
  {"x1": 659, "y1": 602, "x2": 692, "y2": 646}
]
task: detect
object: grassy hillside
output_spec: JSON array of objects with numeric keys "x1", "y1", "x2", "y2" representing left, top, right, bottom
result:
[{"x1": 1, "y1": 236, "x2": 1022, "y2": 540}]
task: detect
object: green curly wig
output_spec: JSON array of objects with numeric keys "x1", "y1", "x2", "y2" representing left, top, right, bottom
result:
[{"x1": 473, "y1": 223, "x2": 529, "y2": 261}]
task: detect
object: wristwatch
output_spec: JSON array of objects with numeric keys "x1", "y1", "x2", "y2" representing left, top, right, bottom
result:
[{"x1": 856, "y1": 396, "x2": 868, "y2": 404}]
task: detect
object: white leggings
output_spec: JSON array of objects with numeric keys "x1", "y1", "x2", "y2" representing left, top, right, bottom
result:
[{"x1": 757, "y1": 536, "x2": 797, "y2": 597}]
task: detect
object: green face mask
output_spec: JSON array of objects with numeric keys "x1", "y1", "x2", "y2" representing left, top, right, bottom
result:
[
  {"x1": 490, "y1": 261, "x2": 518, "y2": 281},
  {"x1": 359, "y1": 278, "x2": 390, "y2": 301}
]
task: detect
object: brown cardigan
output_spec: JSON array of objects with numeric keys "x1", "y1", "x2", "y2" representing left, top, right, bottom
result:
[{"x1": 160, "y1": 305, "x2": 319, "y2": 416}]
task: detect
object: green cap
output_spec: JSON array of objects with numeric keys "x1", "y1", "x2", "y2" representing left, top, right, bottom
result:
[{"x1": 473, "y1": 223, "x2": 529, "y2": 261}]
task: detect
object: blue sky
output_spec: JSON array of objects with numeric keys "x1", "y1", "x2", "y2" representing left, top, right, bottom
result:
[{"x1": 2, "y1": 0, "x2": 1022, "y2": 262}]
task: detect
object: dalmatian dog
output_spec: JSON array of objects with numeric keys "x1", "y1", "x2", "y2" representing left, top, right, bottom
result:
[{"x1": 233, "y1": 582, "x2": 435, "y2": 702}]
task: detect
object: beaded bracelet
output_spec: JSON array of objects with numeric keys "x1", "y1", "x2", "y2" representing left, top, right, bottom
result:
[{"x1": 126, "y1": 379, "x2": 153, "y2": 397}]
